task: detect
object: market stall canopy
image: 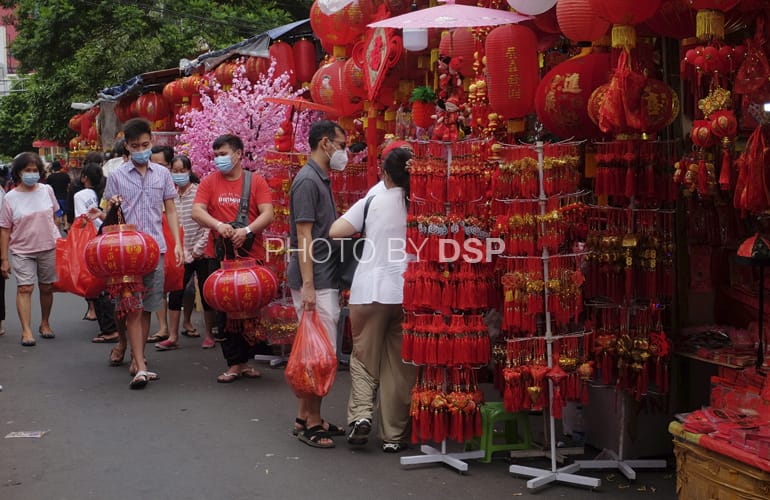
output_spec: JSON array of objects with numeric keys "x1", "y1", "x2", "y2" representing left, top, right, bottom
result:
[
  {"x1": 179, "y1": 18, "x2": 312, "y2": 75},
  {"x1": 32, "y1": 139, "x2": 62, "y2": 148},
  {"x1": 367, "y1": 0, "x2": 530, "y2": 29}
]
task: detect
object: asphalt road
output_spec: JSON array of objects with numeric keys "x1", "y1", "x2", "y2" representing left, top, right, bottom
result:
[{"x1": 0, "y1": 287, "x2": 676, "y2": 500}]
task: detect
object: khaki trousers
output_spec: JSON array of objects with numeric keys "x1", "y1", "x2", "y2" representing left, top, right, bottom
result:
[{"x1": 347, "y1": 303, "x2": 417, "y2": 443}]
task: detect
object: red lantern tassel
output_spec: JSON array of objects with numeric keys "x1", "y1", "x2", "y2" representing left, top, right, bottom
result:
[
  {"x1": 719, "y1": 148, "x2": 731, "y2": 191},
  {"x1": 551, "y1": 384, "x2": 565, "y2": 420}
]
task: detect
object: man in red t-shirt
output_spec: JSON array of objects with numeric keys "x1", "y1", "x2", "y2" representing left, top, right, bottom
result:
[{"x1": 192, "y1": 134, "x2": 274, "y2": 382}]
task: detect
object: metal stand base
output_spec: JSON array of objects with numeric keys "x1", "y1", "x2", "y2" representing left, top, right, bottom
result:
[
  {"x1": 510, "y1": 443, "x2": 584, "y2": 463},
  {"x1": 509, "y1": 463, "x2": 601, "y2": 489},
  {"x1": 574, "y1": 449, "x2": 667, "y2": 481},
  {"x1": 400, "y1": 444, "x2": 485, "y2": 472}
]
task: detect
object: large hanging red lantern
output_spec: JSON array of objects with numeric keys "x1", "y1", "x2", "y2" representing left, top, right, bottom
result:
[
  {"x1": 343, "y1": 56, "x2": 366, "y2": 99},
  {"x1": 309, "y1": 0, "x2": 373, "y2": 54},
  {"x1": 245, "y1": 56, "x2": 270, "y2": 83},
  {"x1": 163, "y1": 79, "x2": 190, "y2": 104},
  {"x1": 68, "y1": 114, "x2": 83, "y2": 133},
  {"x1": 293, "y1": 39, "x2": 317, "y2": 89},
  {"x1": 438, "y1": 28, "x2": 476, "y2": 77},
  {"x1": 640, "y1": 79, "x2": 680, "y2": 135},
  {"x1": 485, "y1": 25, "x2": 539, "y2": 120},
  {"x1": 535, "y1": 51, "x2": 612, "y2": 139},
  {"x1": 588, "y1": 0, "x2": 662, "y2": 48},
  {"x1": 135, "y1": 92, "x2": 171, "y2": 122},
  {"x1": 114, "y1": 99, "x2": 135, "y2": 123},
  {"x1": 214, "y1": 61, "x2": 237, "y2": 86},
  {"x1": 270, "y1": 41, "x2": 297, "y2": 88},
  {"x1": 203, "y1": 259, "x2": 279, "y2": 346},
  {"x1": 557, "y1": 0, "x2": 610, "y2": 43},
  {"x1": 682, "y1": 0, "x2": 741, "y2": 40},
  {"x1": 180, "y1": 75, "x2": 202, "y2": 96},
  {"x1": 310, "y1": 58, "x2": 365, "y2": 118},
  {"x1": 85, "y1": 224, "x2": 161, "y2": 316}
]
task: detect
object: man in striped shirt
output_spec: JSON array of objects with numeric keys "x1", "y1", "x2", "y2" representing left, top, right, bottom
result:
[{"x1": 103, "y1": 118, "x2": 183, "y2": 389}]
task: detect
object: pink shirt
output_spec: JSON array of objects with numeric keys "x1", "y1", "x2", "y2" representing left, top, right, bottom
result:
[{"x1": 0, "y1": 183, "x2": 60, "y2": 254}]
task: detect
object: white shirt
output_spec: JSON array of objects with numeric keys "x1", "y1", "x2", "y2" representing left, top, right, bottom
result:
[
  {"x1": 73, "y1": 188, "x2": 102, "y2": 229},
  {"x1": 342, "y1": 184, "x2": 410, "y2": 305}
]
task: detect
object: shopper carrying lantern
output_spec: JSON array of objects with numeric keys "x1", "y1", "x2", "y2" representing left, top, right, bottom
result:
[
  {"x1": 191, "y1": 134, "x2": 274, "y2": 382},
  {"x1": 287, "y1": 120, "x2": 349, "y2": 448},
  {"x1": 103, "y1": 118, "x2": 183, "y2": 389},
  {"x1": 329, "y1": 147, "x2": 417, "y2": 452},
  {"x1": 0, "y1": 152, "x2": 61, "y2": 346}
]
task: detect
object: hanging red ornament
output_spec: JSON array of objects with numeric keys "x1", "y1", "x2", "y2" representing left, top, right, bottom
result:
[
  {"x1": 245, "y1": 56, "x2": 270, "y2": 83},
  {"x1": 691, "y1": 119, "x2": 715, "y2": 147},
  {"x1": 214, "y1": 61, "x2": 237, "y2": 86},
  {"x1": 135, "y1": 92, "x2": 171, "y2": 122},
  {"x1": 270, "y1": 41, "x2": 297, "y2": 88},
  {"x1": 203, "y1": 259, "x2": 279, "y2": 346},
  {"x1": 310, "y1": 58, "x2": 365, "y2": 118},
  {"x1": 342, "y1": 54, "x2": 366, "y2": 99},
  {"x1": 588, "y1": 0, "x2": 662, "y2": 49},
  {"x1": 293, "y1": 39, "x2": 317, "y2": 88},
  {"x1": 438, "y1": 28, "x2": 476, "y2": 78},
  {"x1": 485, "y1": 24, "x2": 539, "y2": 120},
  {"x1": 535, "y1": 51, "x2": 612, "y2": 139},
  {"x1": 556, "y1": 0, "x2": 610, "y2": 43},
  {"x1": 162, "y1": 79, "x2": 190, "y2": 105},
  {"x1": 683, "y1": 0, "x2": 740, "y2": 41},
  {"x1": 309, "y1": 0, "x2": 373, "y2": 55},
  {"x1": 85, "y1": 224, "x2": 161, "y2": 316}
]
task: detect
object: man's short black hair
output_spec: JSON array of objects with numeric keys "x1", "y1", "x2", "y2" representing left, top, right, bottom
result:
[
  {"x1": 151, "y1": 145, "x2": 174, "y2": 164},
  {"x1": 212, "y1": 134, "x2": 244, "y2": 153},
  {"x1": 122, "y1": 118, "x2": 152, "y2": 142},
  {"x1": 308, "y1": 120, "x2": 344, "y2": 151}
]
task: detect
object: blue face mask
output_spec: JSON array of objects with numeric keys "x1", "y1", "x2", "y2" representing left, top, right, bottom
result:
[
  {"x1": 214, "y1": 155, "x2": 234, "y2": 174},
  {"x1": 21, "y1": 172, "x2": 40, "y2": 186},
  {"x1": 131, "y1": 148, "x2": 152, "y2": 165},
  {"x1": 172, "y1": 173, "x2": 190, "y2": 187}
]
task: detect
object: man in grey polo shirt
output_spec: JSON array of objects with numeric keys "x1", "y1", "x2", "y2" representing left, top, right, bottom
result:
[{"x1": 288, "y1": 120, "x2": 348, "y2": 448}]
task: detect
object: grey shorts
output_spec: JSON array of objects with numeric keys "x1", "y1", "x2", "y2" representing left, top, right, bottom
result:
[
  {"x1": 12, "y1": 249, "x2": 57, "y2": 286},
  {"x1": 141, "y1": 254, "x2": 165, "y2": 312}
]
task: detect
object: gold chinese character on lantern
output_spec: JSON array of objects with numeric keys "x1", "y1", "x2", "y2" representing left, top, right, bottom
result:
[{"x1": 562, "y1": 73, "x2": 582, "y2": 94}]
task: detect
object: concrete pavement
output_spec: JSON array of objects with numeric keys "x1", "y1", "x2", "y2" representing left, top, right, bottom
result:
[{"x1": 0, "y1": 288, "x2": 676, "y2": 499}]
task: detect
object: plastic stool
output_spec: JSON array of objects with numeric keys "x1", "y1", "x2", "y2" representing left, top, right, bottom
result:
[{"x1": 467, "y1": 402, "x2": 532, "y2": 463}]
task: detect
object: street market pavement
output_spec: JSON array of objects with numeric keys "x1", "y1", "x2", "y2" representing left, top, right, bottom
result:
[{"x1": 1, "y1": 289, "x2": 677, "y2": 500}]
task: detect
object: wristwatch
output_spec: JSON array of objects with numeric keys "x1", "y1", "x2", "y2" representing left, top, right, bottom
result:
[{"x1": 244, "y1": 226, "x2": 252, "y2": 235}]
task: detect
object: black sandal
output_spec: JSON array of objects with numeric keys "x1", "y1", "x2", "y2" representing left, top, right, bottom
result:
[
  {"x1": 293, "y1": 418, "x2": 346, "y2": 437},
  {"x1": 298, "y1": 425, "x2": 335, "y2": 448}
]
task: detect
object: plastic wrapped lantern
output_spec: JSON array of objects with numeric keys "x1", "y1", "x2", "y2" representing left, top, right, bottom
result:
[
  {"x1": 588, "y1": 0, "x2": 662, "y2": 49},
  {"x1": 343, "y1": 56, "x2": 366, "y2": 99},
  {"x1": 557, "y1": 0, "x2": 610, "y2": 43},
  {"x1": 135, "y1": 92, "x2": 171, "y2": 122},
  {"x1": 203, "y1": 259, "x2": 279, "y2": 346},
  {"x1": 535, "y1": 51, "x2": 612, "y2": 139},
  {"x1": 85, "y1": 224, "x2": 161, "y2": 316},
  {"x1": 485, "y1": 24, "x2": 539, "y2": 121}
]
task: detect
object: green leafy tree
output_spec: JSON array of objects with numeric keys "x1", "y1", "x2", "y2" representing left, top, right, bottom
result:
[{"x1": 0, "y1": 0, "x2": 299, "y2": 155}]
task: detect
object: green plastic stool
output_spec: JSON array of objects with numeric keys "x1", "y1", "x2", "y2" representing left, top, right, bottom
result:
[{"x1": 467, "y1": 402, "x2": 532, "y2": 463}]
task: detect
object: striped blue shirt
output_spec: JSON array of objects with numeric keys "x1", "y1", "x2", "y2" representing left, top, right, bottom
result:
[{"x1": 104, "y1": 160, "x2": 177, "y2": 253}]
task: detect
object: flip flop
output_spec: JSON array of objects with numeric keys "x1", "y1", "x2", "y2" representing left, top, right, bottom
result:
[
  {"x1": 240, "y1": 367, "x2": 261, "y2": 378},
  {"x1": 155, "y1": 339, "x2": 179, "y2": 351},
  {"x1": 201, "y1": 338, "x2": 216, "y2": 349},
  {"x1": 92, "y1": 333, "x2": 119, "y2": 344},
  {"x1": 217, "y1": 371, "x2": 241, "y2": 383},
  {"x1": 181, "y1": 328, "x2": 199, "y2": 338},
  {"x1": 109, "y1": 346, "x2": 126, "y2": 366},
  {"x1": 147, "y1": 333, "x2": 169, "y2": 343},
  {"x1": 20, "y1": 338, "x2": 36, "y2": 347},
  {"x1": 129, "y1": 370, "x2": 157, "y2": 390}
]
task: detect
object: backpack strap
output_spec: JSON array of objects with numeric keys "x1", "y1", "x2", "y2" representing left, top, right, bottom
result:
[
  {"x1": 237, "y1": 170, "x2": 252, "y2": 226},
  {"x1": 361, "y1": 195, "x2": 374, "y2": 235}
]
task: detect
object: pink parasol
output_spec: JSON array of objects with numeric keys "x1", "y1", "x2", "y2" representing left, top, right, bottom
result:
[{"x1": 367, "y1": 0, "x2": 530, "y2": 29}]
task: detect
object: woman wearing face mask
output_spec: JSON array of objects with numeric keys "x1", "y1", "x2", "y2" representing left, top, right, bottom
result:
[
  {"x1": 156, "y1": 154, "x2": 218, "y2": 351},
  {"x1": 0, "y1": 152, "x2": 61, "y2": 346}
]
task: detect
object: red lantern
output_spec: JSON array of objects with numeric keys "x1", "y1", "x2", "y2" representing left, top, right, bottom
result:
[
  {"x1": 691, "y1": 119, "x2": 715, "y2": 147},
  {"x1": 135, "y1": 92, "x2": 170, "y2": 122},
  {"x1": 587, "y1": 83, "x2": 609, "y2": 127},
  {"x1": 710, "y1": 109, "x2": 738, "y2": 138},
  {"x1": 180, "y1": 75, "x2": 202, "y2": 96},
  {"x1": 152, "y1": 114, "x2": 175, "y2": 132},
  {"x1": 644, "y1": 0, "x2": 696, "y2": 39},
  {"x1": 588, "y1": 0, "x2": 662, "y2": 48},
  {"x1": 309, "y1": 0, "x2": 373, "y2": 51},
  {"x1": 293, "y1": 39, "x2": 317, "y2": 88},
  {"x1": 114, "y1": 98, "x2": 136, "y2": 123},
  {"x1": 485, "y1": 25, "x2": 539, "y2": 120},
  {"x1": 163, "y1": 79, "x2": 190, "y2": 104},
  {"x1": 535, "y1": 51, "x2": 612, "y2": 139},
  {"x1": 245, "y1": 56, "x2": 270, "y2": 83},
  {"x1": 203, "y1": 259, "x2": 279, "y2": 345},
  {"x1": 310, "y1": 58, "x2": 365, "y2": 118},
  {"x1": 343, "y1": 56, "x2": 366, "y2": 98},
  {"x1": 438, "y1": 28, "x2": 477, "y2": 77},
  {"x1": 68, "y1": 114, "x2": 83, "y2": 133},
  {"x1": 683, "y1": 0, "x2": 740, "y2": 40},
  {"x1": 85, "y1": 224, "x2": 161, "y2": 316},
  {"x1": 214, "y1": 61, "x2": 237, "y2": 86},
  {"x1": 684, "y1": 0, "x2": 740, "y2": 9},
  {"x1": 270, "y1": 41, "x2": 297, "y2": 88},
  {"x1": 640, "y1": 79, "x2": 680, "y2": 135},
  {"x1": 557, "y1": 0, "x2": 610, "y2": 43}
]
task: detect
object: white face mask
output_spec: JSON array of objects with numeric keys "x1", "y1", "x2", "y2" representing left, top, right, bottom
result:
[{"x1": 328, "y1": 149, "x2": 348, "y2": 171}]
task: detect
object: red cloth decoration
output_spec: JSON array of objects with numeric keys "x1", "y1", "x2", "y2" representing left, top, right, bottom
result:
[
  {"x1": 293, "y1": 39, "x2": 317, "y2": 88},
  {"x1": 556, "y1": 0, "x2": 610, "y2": 42},
  {"x1": 485, "y1": 24, "x2": 539, "y2": 120},
  {"x1": 68, "y1": 114, "x2": 83, "y2": 133},
  {"x1": 535, "y1": 51, "x2": 611, "y2": 139}
]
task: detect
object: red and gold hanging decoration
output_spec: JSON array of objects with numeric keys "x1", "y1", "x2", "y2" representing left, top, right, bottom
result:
[
  {"x1": 84, "y1": 223, "x2": 161, "y2": 316},
  {"x1": 203, "y1": 258, "x2": 279, "y2": 346}
]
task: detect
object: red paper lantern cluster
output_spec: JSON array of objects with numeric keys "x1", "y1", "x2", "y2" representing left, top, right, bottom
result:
[
  {"x1": 310, "y1": 58, "x2": 364, "y2": 118},
  {"x1": 203, "y1": 259, "x2": 279, "y2": 345},
  {"x1": 85, "y1": 224, "x2": 161, "y2": 315},
  {"x1": 485, "y1": 25, "x2": 539, "y2": 120},
  {"x1": 535, "y1": 51, "x2": 612, "y2": 140},
  {"x1": 683, "y1": 43, "x2": 746, "y2": 75}
]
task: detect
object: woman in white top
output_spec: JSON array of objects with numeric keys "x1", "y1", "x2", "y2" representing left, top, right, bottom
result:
[
  {"x1": 74, "y1": 163, "x2": 103, "y2": 230},
  {"x1": 329, "y1": 147, "x2": 416, "y2": 452}
]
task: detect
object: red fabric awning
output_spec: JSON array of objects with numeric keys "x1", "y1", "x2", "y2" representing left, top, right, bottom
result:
[{"x1": 32, "y1": 139, "x2": 62, "y2": 148}]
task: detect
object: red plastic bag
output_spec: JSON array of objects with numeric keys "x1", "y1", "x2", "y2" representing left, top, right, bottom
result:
[
  {"x1": 162, "y1": 214, "x2": 184, "y2": 293},
  {"x1": 285, "y1": 310, "x2": 338, "y2": 398},
  {"x1": 53, "y1": 215, "x2": 105, "y2": 298}
]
